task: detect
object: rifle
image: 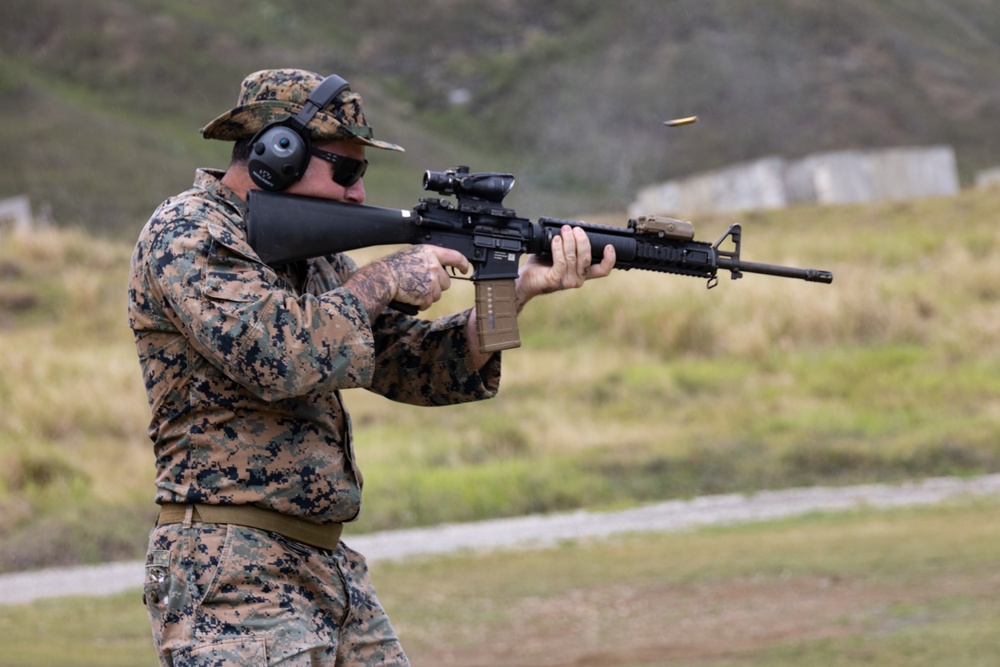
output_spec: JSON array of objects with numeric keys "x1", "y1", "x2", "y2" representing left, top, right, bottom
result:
[{"x1": 246, "y1": 166, "x2": 833, "y2": 352}]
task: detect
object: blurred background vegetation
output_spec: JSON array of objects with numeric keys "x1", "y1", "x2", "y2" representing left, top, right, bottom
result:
[
  {"x1": 1, "y1": 0, "x2": 999, "y2": 573},
  {"x1": 1, "y1": 0, "x2": 999, "y2": 236},
  {"x1": 2, "y1": 186, "x2": 999, "y2": 573}
]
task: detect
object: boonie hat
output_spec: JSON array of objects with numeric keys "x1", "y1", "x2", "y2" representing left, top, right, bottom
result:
[{"x1": 201, "y1": 68, "x2": 404, "y2": 152}]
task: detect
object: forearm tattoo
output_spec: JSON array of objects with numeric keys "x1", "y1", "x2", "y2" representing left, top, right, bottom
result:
[
  {"x1": 383, "y1": 248, "x2": 438, "y2": 302},
  {"x1": 345, "y1": 247, "x2": 439, "y2": 322},
  {"x1": 345, "y1": 262, "x2": 395, "y2": 320}
]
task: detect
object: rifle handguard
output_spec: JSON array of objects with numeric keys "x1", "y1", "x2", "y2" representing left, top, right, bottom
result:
[{"x1": 475, "y1": 279, "x2": 521, "y2": 351}]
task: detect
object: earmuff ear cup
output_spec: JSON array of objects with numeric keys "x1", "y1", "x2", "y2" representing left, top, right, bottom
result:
[
  {"x1": 245, "y1": 74, "x2": 351, "y2": 192},
  {"x1": 248, "y1": 125, "x2": 310, "y2": 191}
]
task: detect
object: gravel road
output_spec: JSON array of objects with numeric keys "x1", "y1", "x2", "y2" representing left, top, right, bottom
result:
[{"x1": 2, "y1": 474, "x2": 998, "y2": 606}]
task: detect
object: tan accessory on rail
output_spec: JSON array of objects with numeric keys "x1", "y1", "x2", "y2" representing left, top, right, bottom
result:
[{"x1": 156, "y1": 503, "x2": 343, "y2": 551}]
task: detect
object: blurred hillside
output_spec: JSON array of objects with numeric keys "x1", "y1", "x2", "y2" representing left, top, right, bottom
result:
[{"x1": 2, "y1": 0, "x2": 999, "y2": 237}]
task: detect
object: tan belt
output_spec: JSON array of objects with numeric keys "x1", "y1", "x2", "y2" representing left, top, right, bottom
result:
[{"x1": 157, "y1": 503, "x2": 343, "y2": 551}]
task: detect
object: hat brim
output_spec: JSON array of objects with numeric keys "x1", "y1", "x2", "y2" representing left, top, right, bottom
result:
[{"x1": 200, "y1": 100, "x2": 405, "y2": 152}]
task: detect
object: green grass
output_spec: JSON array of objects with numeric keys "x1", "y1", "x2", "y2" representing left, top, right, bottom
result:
[
  {"x1": 0, "y1": 591, "x2": 156, "y2": 667},
  {"x1": 1, "y1": 497, "x2": 998, "y2": 666},
  {"x1": 380, "y1": 497, "x2": 1000, "y2": 666},
  {"x1": 2, "y1": 188, "x2": 1000, "y2": 569}
]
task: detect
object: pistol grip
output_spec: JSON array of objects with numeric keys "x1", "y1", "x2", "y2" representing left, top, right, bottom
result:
[
  {"x1": 389, "y1": 300, "x2": 419, "y2": 316},
  {"x1": 475, "y1": 279, "x2": 521, "y2": 352}
]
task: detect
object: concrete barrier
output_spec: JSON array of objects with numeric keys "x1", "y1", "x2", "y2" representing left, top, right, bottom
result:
[
  {"x1": 976, "y1": 167, "x2": 1000, "y2": 190},
  {"x1": 630, "y1": 145, "x2": 961, "y2": 217},
  {"x1": 0, "y1": 195, "x2": 33, "y2": 234}
]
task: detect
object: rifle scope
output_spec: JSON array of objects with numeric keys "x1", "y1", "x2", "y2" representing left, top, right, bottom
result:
[{"x1": 423, "y1": 166, "x2": 515, "y2": 204}]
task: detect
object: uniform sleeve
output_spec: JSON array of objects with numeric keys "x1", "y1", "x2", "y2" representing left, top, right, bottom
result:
[
  {"x1": 366, "y1": 307, "x2": 502, "y2": 406},
  {"x1": 139, "y1": 202, "x2": 378, "y2": 402},
  {"x1": 299, "y1": 252, "x2": 503, "y2": 407}
]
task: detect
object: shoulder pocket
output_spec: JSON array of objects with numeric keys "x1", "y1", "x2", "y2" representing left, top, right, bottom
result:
[
  {"x1": 207, "y1": 221, "x2": 260, "y2": 263},
  {"x1": 203, "y1": 271, "x2": 258, "y2": 303}
]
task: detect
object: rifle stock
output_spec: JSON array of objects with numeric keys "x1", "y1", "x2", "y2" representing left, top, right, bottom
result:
[{"x1": 247, "y1": 193, "x2": 419, "y2": 265}]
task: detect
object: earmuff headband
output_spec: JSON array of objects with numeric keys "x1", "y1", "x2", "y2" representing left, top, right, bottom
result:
[{"x1": 289, "y1": 74, "x2": 351, "y2": 131}]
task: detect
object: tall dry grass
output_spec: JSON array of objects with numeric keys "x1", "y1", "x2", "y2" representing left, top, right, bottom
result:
[
  {"x1": 1, "y1": 187, "x2": 999, "y2": 568},
  {"x1": 0, "y1": 228, "x2": 154, "y2": 569}
]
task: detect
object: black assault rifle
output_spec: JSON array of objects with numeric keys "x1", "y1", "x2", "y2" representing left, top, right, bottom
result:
[{"x1": 247, "y1": 166, "x2": 833, "y2": 352}]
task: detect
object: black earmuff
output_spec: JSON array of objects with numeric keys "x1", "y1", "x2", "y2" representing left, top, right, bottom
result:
[{"x1": 248, "y1": 74, "x2": 351, "y2": 191}]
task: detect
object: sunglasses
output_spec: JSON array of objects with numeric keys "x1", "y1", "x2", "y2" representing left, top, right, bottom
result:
[{"x1": 310, "y1": 148, "x2": 368, "y2": 187}]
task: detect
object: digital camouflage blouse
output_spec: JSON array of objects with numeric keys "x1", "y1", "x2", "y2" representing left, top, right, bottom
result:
[{"x1": 128, "y1": 169, "x2": 500, "y2": 524}]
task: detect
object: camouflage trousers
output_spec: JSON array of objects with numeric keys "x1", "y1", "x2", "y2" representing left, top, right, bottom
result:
[{"x1": 143, "y1": 521, "x2": 409, "y2": 666}]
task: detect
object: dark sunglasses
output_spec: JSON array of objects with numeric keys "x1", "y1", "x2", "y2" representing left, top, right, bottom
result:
[{"x1": 310, "y1": 148, "x2": 368, "y2": 187}]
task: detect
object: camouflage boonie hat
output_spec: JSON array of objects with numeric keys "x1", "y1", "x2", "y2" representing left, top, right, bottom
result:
[{"x1": 201, "y1": 68, "x2": 404, "y2": 152}]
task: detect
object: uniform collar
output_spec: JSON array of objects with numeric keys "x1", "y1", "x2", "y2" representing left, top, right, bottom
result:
[{"x1": 194, "y1": 168, "x2": 249, "y2": 220}]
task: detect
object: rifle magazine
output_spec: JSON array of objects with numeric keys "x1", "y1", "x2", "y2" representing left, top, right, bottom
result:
[{"x1": 475, "y1": 279, "x2": 521, "y2": 352}]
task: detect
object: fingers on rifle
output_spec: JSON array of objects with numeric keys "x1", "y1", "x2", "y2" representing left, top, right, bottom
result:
[
  {"x1": 594, "y1": 243, "x2": 616, "y2": 278},
  {"x1": 433, "y1": 246, "x2": 471, "y2": 274}
]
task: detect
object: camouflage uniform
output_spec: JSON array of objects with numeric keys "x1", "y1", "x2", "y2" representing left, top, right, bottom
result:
[{"x1": 129, "y1": 70, "x2": 501, "y2": 666}]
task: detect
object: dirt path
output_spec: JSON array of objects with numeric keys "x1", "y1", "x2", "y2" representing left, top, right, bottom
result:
[
  {"x1": 409, "y1": 568, "x2": 1000, "y2": 667},
  {"x1": 2, "y1": 474, "x2": 998, "y2": 606}
]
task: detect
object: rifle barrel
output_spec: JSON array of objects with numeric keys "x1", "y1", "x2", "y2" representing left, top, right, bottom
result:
[{"x1": 720, "y1": 257, "x2": 833, "y2": 284}]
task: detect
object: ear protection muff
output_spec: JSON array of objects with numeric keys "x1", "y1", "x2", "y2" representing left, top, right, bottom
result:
[{"x1": 248, "y1": 74, "x2": 351, "y2": 191}]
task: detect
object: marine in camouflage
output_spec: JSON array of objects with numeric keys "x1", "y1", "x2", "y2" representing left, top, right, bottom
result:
[
  {"x1": 129, "y1": 164, "x2": 501, "y2": 665},
  {"x1": 128, "y1": 168, "x2": 500, "y2": 522}
]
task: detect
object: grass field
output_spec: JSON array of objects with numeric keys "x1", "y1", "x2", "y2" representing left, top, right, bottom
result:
[
  {"x1": 2, "y1": 187, "x2": 1000, "y2": 571},
  {"x1": 1, "y1": 187, "x2": 999, "y2": 664},
  {"x1": 0, "y1": 496, "x2": 997, "y2": 666}
]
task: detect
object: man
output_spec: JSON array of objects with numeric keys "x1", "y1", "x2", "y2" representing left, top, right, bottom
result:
[{"x1": 128, "y1": 68, "x2": 615, "y2": 667}]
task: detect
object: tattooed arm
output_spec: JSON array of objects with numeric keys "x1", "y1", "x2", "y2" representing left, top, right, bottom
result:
[
  {"x1": 347, "y1": 226, "x2": 615, "y2": 371},
  {"x1": 343, "y1": 245, "x2": 471, "y2": 320}
]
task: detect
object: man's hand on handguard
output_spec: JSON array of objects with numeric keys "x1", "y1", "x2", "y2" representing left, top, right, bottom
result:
[{"x1": 515, "y1": 225, "x2": 616, "y2": 310}]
